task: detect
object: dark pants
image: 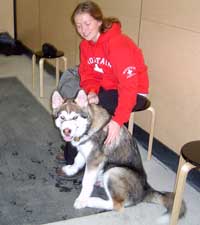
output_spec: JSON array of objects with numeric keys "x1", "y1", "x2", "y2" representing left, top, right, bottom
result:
[
  {"x1": 64, "y1": 88, "x2": 147, "y2": 163},
  {"x1": 98, "y1": 87, "x2": 148, "y2": 115}
]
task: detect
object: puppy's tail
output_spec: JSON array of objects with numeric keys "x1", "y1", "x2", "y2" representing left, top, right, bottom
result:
[{"x1": 144, "y1": 188, "x2": 186, "y2": 224}]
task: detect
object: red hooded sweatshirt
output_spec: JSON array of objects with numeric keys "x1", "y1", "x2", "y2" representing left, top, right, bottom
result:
[{"x1": 78, "y1": 23, "x2": 149, "y2": 126}]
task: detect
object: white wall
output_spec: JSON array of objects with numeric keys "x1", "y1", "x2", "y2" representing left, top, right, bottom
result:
[{"x1": 0, "y1": 0, "x2": 14, "y2": 38}]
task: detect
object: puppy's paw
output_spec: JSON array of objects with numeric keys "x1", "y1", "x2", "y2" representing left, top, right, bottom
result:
[
  {"x1": 62, "y1": 165, "x2": 79, "y2": 176},
  {"x1": 73, "y1": 197, "x2": 88, "y2": 209}
]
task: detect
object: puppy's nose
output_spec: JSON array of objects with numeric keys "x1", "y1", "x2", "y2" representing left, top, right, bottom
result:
[{"x1": 63, "y1": 128, "x2": 71, "y2": 135}]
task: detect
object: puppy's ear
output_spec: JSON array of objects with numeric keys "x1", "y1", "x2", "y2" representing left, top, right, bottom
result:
[
  {"x1": 75, "y1": 89, "x2": 88, "y2": 107},
  {"x1": 51, "y1": 91, "x2": 64, "y2": 109}
]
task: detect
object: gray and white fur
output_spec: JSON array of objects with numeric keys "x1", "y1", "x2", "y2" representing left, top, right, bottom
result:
[{"x1": 51, "y1": 89, "x2": 186, "y2": 223}]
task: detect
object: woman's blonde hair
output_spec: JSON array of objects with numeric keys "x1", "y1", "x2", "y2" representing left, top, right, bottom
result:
[{"x1": 71, "y1": 1, "x2": 120, "y2": 33}]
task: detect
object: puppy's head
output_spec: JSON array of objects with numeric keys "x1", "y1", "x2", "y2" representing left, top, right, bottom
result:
[{"x1": 51, "y1": 90, "x2": 91, "y2": 142}]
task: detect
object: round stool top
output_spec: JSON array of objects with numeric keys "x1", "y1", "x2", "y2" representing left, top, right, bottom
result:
[
  {"x1": 35, "y1": 50, "x2": 64, "y2": 59},
  {"x1": 133, "y1": 95, "x2": 151, "y2": 112},
  {"x1": 181, "y1": 140, "x2": 200, "y2": 167}
]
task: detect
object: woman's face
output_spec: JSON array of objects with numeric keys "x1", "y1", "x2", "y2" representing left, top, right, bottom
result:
[{"x1": 74, "y1": 13, "x2": 102, "y2": 42}]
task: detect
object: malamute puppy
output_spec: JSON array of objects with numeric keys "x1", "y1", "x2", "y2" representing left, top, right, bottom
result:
[{"x1": 51, "y1": 89, "x2": 185, "y2": 222}]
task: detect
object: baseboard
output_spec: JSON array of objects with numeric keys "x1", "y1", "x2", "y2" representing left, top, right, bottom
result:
[{"x1": 134, "y1": 124, "x2": 200, "y2": 192}]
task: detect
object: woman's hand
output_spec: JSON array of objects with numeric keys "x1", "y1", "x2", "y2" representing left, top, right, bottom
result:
[
  {"x1": 104, "y1": 120, "x2": 120, "y2": 145},
  {"x1": 87, "y1": 92, "x2": 99, "y2": 104}
]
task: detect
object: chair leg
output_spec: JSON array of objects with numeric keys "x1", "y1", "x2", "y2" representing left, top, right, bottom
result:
[
  {"x1": 147, "y1": 106, "x2": 155, "y2": 160},
  {"x1": 55, "y1": 58, "x2": 59, "y2": 87},
  {"x1": 173, "y1": 154, "x2": 186, "y2": 192},
  {"x1": 55, "y1": 56, "x2": 67, "y2": 87},
  {"x1": 39, "y1": 58, "x2": 45, "y2": 98},
  {"x1": 128, "y1": 106, "x2": 155, "y2": 160},
  {"x1": 61, "y1": 56, "x2": 67, "y2": 70},
  {"x1": 32, "y1": 54, "x2": 36, "y2": 90},
  {"x1": 128, "y1": 112, "x2": 134, "y2": 134},
  {"x1": 169, "y1": 162, "x2": 195, "y2": 225}
]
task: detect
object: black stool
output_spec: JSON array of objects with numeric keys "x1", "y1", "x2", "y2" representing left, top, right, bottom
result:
[
  {"x1": 128, "y1": 96, "x2": 155, "y2": 160},
  {"x1": 32, "y1": 50, "x2": 67, "y2": 97},
  {"x1": 170, "y1": 140, "x2": 200, "y2": 225}
]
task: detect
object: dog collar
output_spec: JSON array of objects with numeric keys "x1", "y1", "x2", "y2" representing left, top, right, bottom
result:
[{"x1": 73, "y1": 136, "x2": 80, "y2": 142}]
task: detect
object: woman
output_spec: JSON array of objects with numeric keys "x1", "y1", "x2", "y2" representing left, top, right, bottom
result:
[{"x1": 56, "y1": 1, "x2": 149, "y2": 173}]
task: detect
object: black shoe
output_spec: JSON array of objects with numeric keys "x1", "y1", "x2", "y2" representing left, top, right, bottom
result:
[{"x1": 56, "y1": 152, "x2": 65, "y2": 163}]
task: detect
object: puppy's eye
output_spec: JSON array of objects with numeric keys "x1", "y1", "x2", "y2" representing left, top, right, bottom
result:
[
  {"x1": 81, "y1": 113, "x2": 88, "y2": 119},
  {"x1": 72, "y1": 116, "x2": 78, "y2": 120},
  {"x1": 60, "y1": 115, "x2": 65, "y2": 120}
]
